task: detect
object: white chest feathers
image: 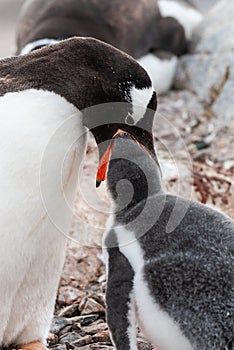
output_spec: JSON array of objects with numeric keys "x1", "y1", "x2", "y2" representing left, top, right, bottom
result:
[
  {"x1": 0, "y1": 89, "x2": 87, "y2": 235},
  {"x1": 0, "y1": 89, "x2": 87, "y2": 346}
]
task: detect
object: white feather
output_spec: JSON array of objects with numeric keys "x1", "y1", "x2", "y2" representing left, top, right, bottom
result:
[
  {"x1": 134, "y1": 270, "x2": 194, "y2": 350},
  {"x1": 137, "y1": 53, "x2": 178, "y2": 95},
  {"x1": 0, "y1": 89, "x2": 87, "y2": 346}
]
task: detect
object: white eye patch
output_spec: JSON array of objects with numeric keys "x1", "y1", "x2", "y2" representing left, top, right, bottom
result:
[{"x1": 129, "y1": 85, "x2": 154, "y2": 125}]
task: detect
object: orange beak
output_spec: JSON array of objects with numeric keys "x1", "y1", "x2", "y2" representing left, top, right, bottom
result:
[
  {"x1": 96, "y1": 130, "x2": 125, "y2": 186},
  {"x1": 96, "y1": 139, "x2": 114, "y2": 185}
]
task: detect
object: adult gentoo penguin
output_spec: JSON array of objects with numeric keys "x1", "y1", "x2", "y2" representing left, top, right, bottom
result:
[
  {"x1": 103, "y1": 131, "x2": 233, "y2": 350},
  {"x1": 0, "y1": 37, "x2": 156, "y2": 349},
  {"x1": 15, "y1": 0, "x2": 187, "y2": 94},
  {"x1": 16, "y1": 0, "x2": 187, "y2": 57}
]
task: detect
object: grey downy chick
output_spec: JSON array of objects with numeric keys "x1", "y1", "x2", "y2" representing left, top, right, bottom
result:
[{"x1": 103, "y1": 132, "x2": 234, "y2": 350}]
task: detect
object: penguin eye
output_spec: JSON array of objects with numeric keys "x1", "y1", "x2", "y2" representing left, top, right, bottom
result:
[{"x1": 125, "y1": 113, "x2": 135, "y2": 125}]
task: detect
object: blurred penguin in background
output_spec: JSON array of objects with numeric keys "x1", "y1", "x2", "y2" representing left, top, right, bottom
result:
[{"x1": 16, "y1": 0, "x2": 203, "y2": 94}]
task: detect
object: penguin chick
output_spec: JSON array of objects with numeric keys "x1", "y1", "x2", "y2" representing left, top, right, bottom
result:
[{"x1": 103, "y1": 132, "x2": 234, "y2": 350}]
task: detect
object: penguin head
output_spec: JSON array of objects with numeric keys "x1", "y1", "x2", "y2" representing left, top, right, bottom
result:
[
  {"x1": 1, "y1": 37, "x2": 157, "y2": 187},
  {"x1": 63, "y1": 37, "x2": 157, "y2": 186},
  {"x1": 104, "y1": 130, "x2": 162, "y2": 210},
  {"x1": 27, "y1": 38, "x2": 157, "y2": 171}
]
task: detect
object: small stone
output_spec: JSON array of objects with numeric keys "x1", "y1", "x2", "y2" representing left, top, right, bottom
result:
[
  {"x1": 92, "y1": 294, "x2": 106, "y2": 308},
  {"x1": 80, "y1": 298, "x2": 105, "y2": 316},
  {"x1": 49, "y1": 345, "x2": 67, "y2": 350},
  {"x1": 69, "y1": 314, "x2": 99, "y2": 326},
  {"x1": 98, "y1": 274, "x2": 106, "y2": 283},
  {"x1": 92, "y1": 331, "x2": 111, "y2": 344},
  {"x1": 82, "y1": 321, "x2": 108, "y2": 335},
  {"x1": 58, "y1": 304, "x2": 79, "y2": 318},
  {"x1": 50, "y1": 317, "x2": 73, "y2": 335},
  {"x1": 58, "y1": 325, "x2": 73, "y2": 336},
  {"x1": 71, "y1": 335, "x2": 93, "y2": 347},
  {"x1": 72, "y1": 322, "x2": 86, "y2": 337},
  {"x1": 195, "y1": 140, "x2": 209, "y2": 150},
  {"x1": 78, "y1": 296, "x2": 89, "y2": 312},
  {"x1": 47, "y1": 333, "x2": 59, "y2": 346},
  {"x1": 58, "y1": 286, "x2": 83, "y2": 305},
  {"x1": 79, "y1": 314, "x2": 100, "y2": 326},
  {"x1": 59, "y1": 331, "x2": 81, "y2": 344}
]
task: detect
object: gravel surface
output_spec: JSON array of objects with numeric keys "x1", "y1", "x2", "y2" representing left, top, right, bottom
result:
[{"x1": 50, "y1": 246, "x2": 155, "y2": 350}]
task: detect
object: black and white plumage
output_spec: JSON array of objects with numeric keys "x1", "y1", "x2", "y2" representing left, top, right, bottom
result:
[
  {"x1": 16, "y1": 0, "x2": 187, "y2": 57},
  {"x1": 0, "y1": 37, "x2": 157, "y2": 349},
  {"x1": 14, "y1": 0, "x2": 202, "y2": 94},
  {"x1": 104, "y1": 133, "x2": 234, "y2": 350}
]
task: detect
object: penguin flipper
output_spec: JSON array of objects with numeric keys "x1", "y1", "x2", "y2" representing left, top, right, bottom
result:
[{"x1": 106, "y1": 246, "x2": 137, "y2": 350}]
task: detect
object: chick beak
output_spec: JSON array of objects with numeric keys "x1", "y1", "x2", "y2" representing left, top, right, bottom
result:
[{"x1": 96, "y1": 129, "x2": 155, "y2": 187}]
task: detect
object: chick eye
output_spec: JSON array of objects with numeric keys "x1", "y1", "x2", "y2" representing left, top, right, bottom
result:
[{"x1": 125, "y1": 113, "x2": 135, "y2": 125}]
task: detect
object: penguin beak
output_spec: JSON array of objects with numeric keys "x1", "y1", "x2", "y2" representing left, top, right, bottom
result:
[
  {"x1": 95, "y1": 128, "x2": 156, "y2": 187},
  {"x1": 96, "y1": 138, "x2": 114, "y2": 186}
]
